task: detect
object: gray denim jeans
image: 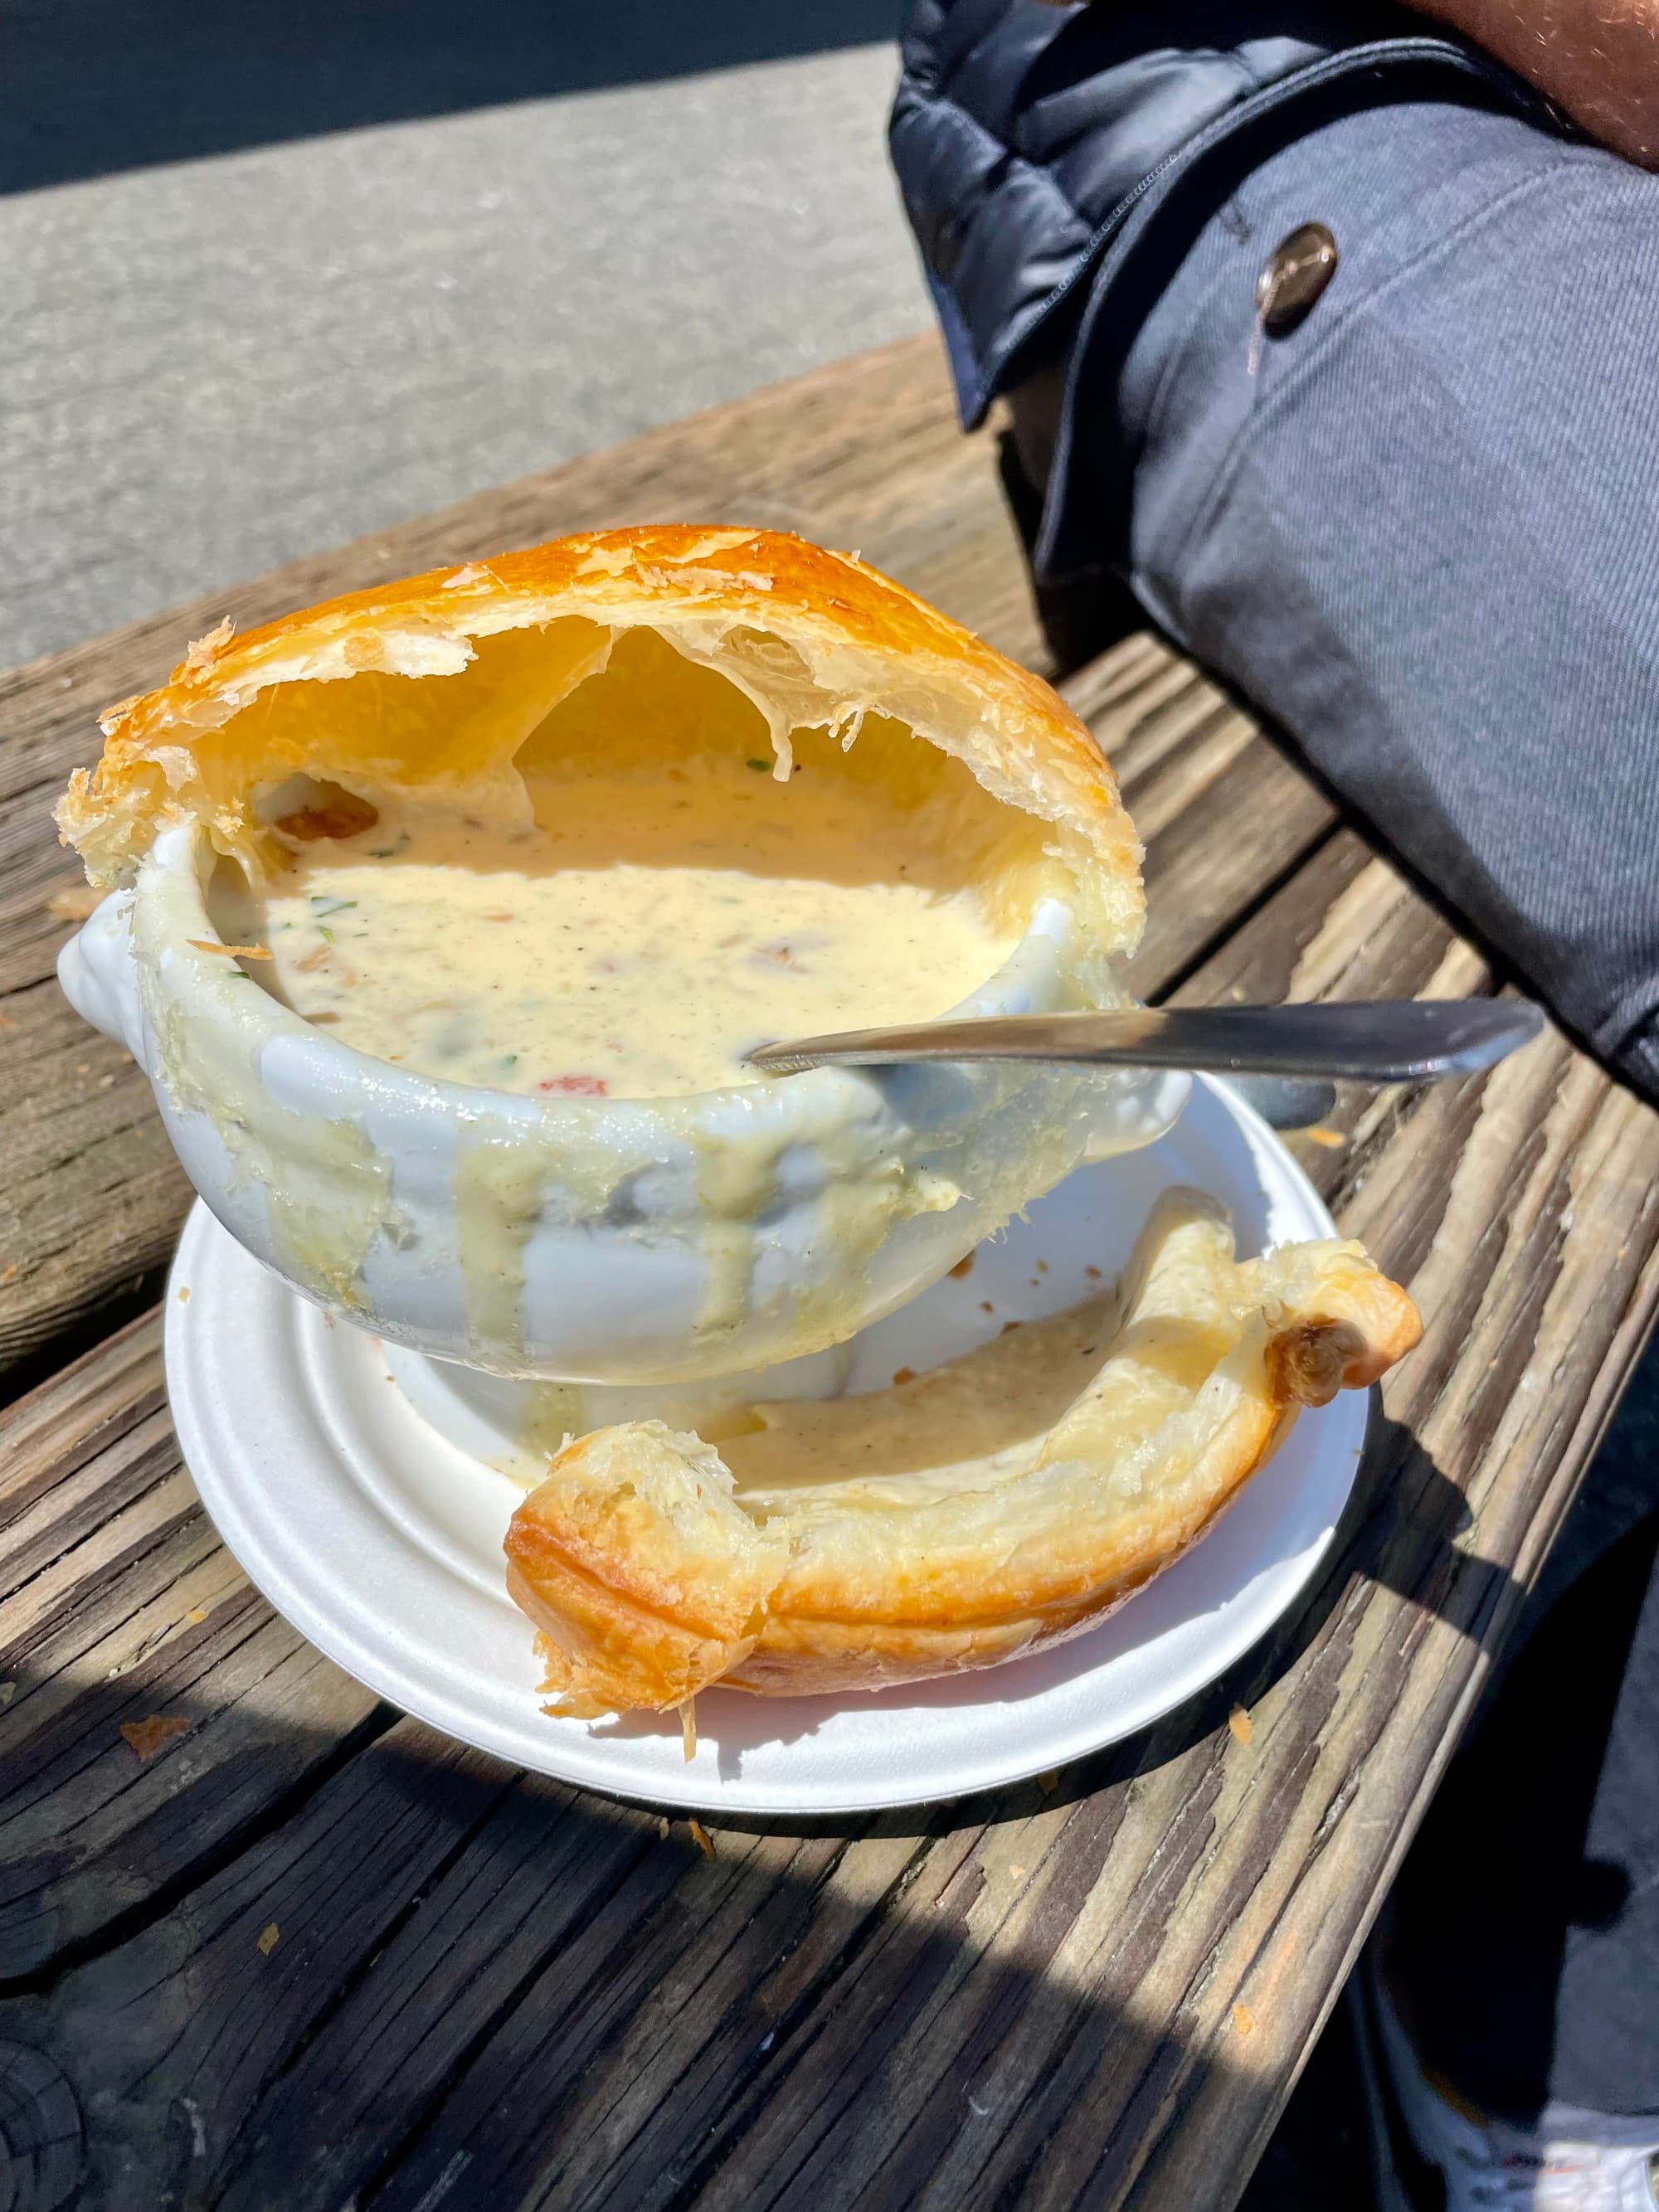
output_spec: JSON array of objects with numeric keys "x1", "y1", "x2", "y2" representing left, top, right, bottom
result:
[{"x1": 1060, "y1": 93, "x2": 1659, "y2": 1100}]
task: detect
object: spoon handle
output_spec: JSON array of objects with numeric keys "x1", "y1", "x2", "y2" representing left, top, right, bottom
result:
[{"x1": 747, "y1": 998, "x2": 1545, "y2": 1083}]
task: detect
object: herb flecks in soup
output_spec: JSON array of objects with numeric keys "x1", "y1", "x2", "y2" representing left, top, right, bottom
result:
[{"x1": 216, "y1": 762, "x2": 1019, "y2": 1100}]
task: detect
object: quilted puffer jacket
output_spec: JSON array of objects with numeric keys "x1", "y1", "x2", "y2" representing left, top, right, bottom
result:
[{"x1": 890, "y1": 0, "x2": 1546, "y2": 571}]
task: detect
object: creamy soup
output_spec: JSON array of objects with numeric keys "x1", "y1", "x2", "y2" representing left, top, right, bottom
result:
[{"x1": 215, "y1": 763, "x2": 1019, "y2": 1099}]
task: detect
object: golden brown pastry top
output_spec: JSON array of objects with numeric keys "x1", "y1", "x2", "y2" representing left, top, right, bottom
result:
[{"x1": 55, "y1": 527, "x2": 1145, "y2": 956}]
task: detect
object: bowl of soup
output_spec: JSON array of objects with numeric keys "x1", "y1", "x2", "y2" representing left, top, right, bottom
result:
[{"x1": 56, "y1": 528, "x2": 1187, "y2": 1381}]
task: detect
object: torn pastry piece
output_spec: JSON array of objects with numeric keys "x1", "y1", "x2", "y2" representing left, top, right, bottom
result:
[
  {"x1": 506, "y1": 1190, "x2": 1421, "y2": 1714},
  {"x1": 507, "y1": 1424, "x2": 790, "y2": 1720}
]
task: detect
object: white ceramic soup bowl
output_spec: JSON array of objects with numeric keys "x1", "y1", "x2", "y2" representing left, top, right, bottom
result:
[{"x1": 60, "y1": 819, "x2": 1190, "y2": 1383}]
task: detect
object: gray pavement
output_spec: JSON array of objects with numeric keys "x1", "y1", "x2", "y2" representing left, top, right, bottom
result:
[{"x1": 1, "y1": 5, "x2": 925, "y2": 667}]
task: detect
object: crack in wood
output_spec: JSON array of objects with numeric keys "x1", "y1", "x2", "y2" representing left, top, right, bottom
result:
[{"x1": 0, "y1": 1701, "x2": 401, "y2": 2001}]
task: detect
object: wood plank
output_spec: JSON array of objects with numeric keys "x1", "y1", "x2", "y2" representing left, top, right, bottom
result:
[
  {"x1": 5, "y1": 337, "x2": 1648, "y2": 2206},
  {"x1": 1167, "y1": 826, "x2": 1493, "y2": 1194},
  {"x1": 0, "y1": 980, "x2": 191, "y2": 1379},
  {"x1": 226, "y1": 1806, "x2": 930, "y2": 2212},
  {"x1": 0, "y1": 1311, "x2": 385, "y2": 1977},
  {"x1": 1062, "y1": 644, "x2": 1340, "y2": 998},
  {"x1": 7, "y1": 827, "x2": 1653, "y2": 2210}
]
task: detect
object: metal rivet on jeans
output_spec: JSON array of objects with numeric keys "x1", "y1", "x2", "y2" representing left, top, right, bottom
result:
[{"x1": 1256, "y1": 222, "x2": 1338, "y2": 336}]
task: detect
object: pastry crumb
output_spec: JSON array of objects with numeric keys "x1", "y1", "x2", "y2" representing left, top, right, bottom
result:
[
  {"x1": 46, "y1": 882, "x2": 102, "y2": 923},
  {"x1": 1301, "y1": 1125, "x2": 1346, "y2": 1149},
  {"x1": 257, "y1": 1923, "x2": 281, "y2": 1957},
  {"x1": 949, "y1": 1252, "x2": 975, "y2": 1279},
  {"x1": 891, "y1": 1367, "x2": 916, "y2": 1386},
  {"x1": 1228, "y1": 1705, "x2": 1253, "y2": 1746},
  {"x1": 1232, "y1": 2002, "x2": 1256, "y2": 2038},
  {"x1": 688, "y1": 1818, "x2": 715, "y2": 1860},
  {"x1": 182, "y1": 615, "x2": 236, "y2": 673},
  {"x1": 120, "y1": 1714, "x2": 190, "y2": 1762},
  {"x1": 187, "y1": 936, "x2": 273, "y2": 960}
]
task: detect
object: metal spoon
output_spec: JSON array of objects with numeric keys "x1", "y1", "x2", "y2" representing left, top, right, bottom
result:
[{"x1": 746, "y1": 998, "x2": 1544, "y2": 1083}]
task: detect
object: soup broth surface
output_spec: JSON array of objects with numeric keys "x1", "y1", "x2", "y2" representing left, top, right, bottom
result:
[{"x1": 217, "y1": 761, "x2": 1019, "y2": 1099}]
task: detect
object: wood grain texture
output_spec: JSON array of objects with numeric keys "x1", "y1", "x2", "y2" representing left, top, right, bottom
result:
[
  {"x1": 0, "y1": 1310, "x2": 386, "y2": 1980},
  {"x1": 3, "y1": 832, "x2": 1655, "y2": 2211},
  {"x1": 4, "y1": 338, "x2": 1657, "y2": 2212}
]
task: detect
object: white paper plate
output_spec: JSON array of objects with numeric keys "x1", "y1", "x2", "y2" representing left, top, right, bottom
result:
[{"x1": 166, "y1": 1076, "x2": 1367, "y2": 1814}]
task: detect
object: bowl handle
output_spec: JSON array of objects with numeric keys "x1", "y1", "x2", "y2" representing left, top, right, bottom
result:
[{"x1": 57, "y1": 892, "x2": 148, "y2": 1061}]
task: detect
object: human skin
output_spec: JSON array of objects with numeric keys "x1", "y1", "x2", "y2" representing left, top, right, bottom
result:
[
  {"x1": 1048, "y1": 0, "x2": 1659, "y2": 167},
  {"x1": 1410, "y1": 0, "x2": 1659, "y2": 166}
]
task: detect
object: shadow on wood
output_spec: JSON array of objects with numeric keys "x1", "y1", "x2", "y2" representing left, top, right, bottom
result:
[
  {"x1": 702, "y1": 1406, "x2": 1523, "y2": 1843},
  {"x1": 0, "y1": 1670, "x2": 1340, "y2": 2212}
]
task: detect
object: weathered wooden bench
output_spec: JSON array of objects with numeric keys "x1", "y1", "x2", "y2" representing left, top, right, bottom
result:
[{"x1": 2, "y1": 333, "x2": 1657, "y2": 2211}]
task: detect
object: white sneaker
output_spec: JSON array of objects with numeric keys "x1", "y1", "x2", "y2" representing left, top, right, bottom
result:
[{"x1": 1350, "y1": 1960, "x2": 1659, "y2": 2211}]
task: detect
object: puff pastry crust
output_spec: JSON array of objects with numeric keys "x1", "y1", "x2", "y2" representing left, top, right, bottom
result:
[
  {"x1": 505, "y1": 1191, "x2": 1420, "y2": 1714},
  {"x1": 56, "y1": 525, "x2": 1144, "y2": 958}
]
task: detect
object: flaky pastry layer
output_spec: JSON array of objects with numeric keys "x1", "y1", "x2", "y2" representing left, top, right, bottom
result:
[
  {"x1": 56, "y1": 526, "x2": 1143, "y2": 956},
  {"x1": 505, "y1": 1191, "x2": 1421, "y2": 1714}
]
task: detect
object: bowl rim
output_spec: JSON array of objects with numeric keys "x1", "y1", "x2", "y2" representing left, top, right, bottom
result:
[{"x1": 133, "y1": 817, "x2": 1087, "y2": 1142}]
